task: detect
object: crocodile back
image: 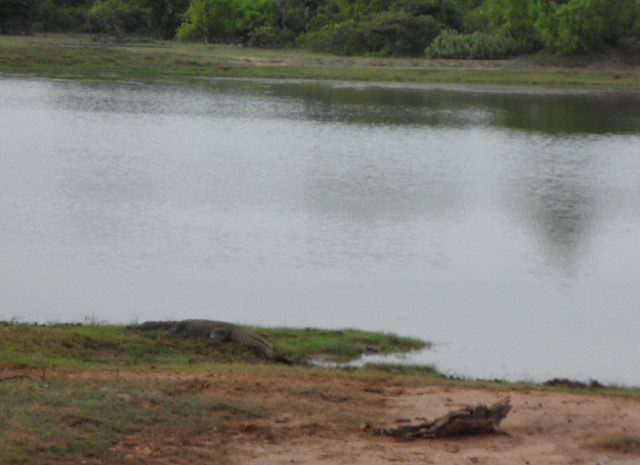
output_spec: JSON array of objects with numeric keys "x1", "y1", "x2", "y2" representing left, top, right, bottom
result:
[
  {"x1": 170, "y1": 320, "x2": 233, "y2": 338},
  {"x1": 132, "y1": 320, "x2": 275, "y2": 361}
]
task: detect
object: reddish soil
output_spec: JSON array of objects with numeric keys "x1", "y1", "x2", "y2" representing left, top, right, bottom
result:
[
  {"x1": 68, "y1": 369, "x2": 640, "y2": 464},
  {"x1": 233, "y1": 386, "x2": 640, "y2": 465},
  {"x1": 7, "y1": 367, "x2": 639, "y2": 464}
]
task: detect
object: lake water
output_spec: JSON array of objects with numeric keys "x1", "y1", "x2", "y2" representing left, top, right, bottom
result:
[{"x1": 1, "y1": 77, "x2": 639, "y2": 385}]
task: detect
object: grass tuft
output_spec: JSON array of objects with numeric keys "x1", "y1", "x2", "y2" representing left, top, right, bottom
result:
[
  {"x1": 599, "y1": 435, "x2": 640, "y2": 454},
  {"x1": 362, "y1": 362, "x2": 440, "y2": 376}
]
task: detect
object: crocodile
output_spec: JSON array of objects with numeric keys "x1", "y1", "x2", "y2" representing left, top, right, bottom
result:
[{"x1": 130, "y1": 319, "x2": 285, "y2": 362}]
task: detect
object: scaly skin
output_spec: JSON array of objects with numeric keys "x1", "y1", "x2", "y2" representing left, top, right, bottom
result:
[{"x1": 130, "y1": 320, "x2": 276, "y2": 361}]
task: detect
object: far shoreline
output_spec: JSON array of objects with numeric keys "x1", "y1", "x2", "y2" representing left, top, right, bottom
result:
[
  {"x1": 2, "y1": 321, "x2": 639, "y2": 393},
  {"x1": 1, "y1": 33, "x2": 639, "y2": 92}
]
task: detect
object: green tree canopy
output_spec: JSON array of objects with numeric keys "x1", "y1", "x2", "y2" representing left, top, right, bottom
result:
[{"x1": 87, "y1": 0, "x2": 152, "y2": 39}]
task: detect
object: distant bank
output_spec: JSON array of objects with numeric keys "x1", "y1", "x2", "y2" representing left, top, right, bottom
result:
[{"x1": 0, "y1": 34, "x2": 639, "y2": 92}]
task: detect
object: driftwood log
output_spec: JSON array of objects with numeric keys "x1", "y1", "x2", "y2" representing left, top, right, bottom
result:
[{"x1": 374, "y1": 397, "x2": 512, "y2": 440}]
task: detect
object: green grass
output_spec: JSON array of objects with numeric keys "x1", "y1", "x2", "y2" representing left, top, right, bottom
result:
[
  {"x1": 252, "y1": 327, "x2": 427, "y2": 362},
  {"x1": 600, "y1": 435, "x2": 640, "y2": 453},
  {"x1": 0, "y1": 377, "x2": 260, "y2": 465},
  {"x1": 0, "y1": 322, "x2": 428, "y2": 368},
  {"x1": 3, "y1": 322, "x2": 639, "y2": 398},
  {"x1": 0, "y1": 33, "x2": 638, "y2": 91},
  {"x1": 362, "y1": 362, "x2": 440, "y2": 377}
]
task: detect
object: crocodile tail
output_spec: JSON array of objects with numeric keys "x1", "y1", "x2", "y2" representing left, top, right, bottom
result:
[{"x1": 230, "y1": 329, "x2": 274, "y2": 360}]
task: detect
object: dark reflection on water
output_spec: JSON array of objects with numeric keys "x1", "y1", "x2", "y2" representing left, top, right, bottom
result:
[
  {"x1": 252, "y1": 81, "x2": 640, "y2": 133},
  {"x1": 1, "y1": 78, "x2": 639, "y2": 385},
  {"x1": 509, "y1": 147, "x2": 599, "y2": 275},
  {"x1": 42, "y1": 78, "x2": 640, "y2": 133}
]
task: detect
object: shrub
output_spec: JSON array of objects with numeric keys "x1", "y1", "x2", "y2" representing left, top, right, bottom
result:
[
  {"x1": 534, "y1": 0, "x2": 608, "y2": 54},
  {"x1": 87, "y1": 0, "x2": 152, "y2": 39},
  {"x1": 176, "y1": 0, "x2": 281, "y2": 43},
  {"x1": 247, "y1": 24, "x2": 293, "y2": 47},
  {"x1": 296, "y1": 19, "x2": 361, "y2": 55},
  {"x1": 149, "y1": 0, "x2": 191, "y2": 39},
  {"x1": 33, "y1": 0, "x2": 189, "y2": 38},
  {"x1": 533, "y1": 0, "x2": 638, "y2": 54},
  {"x1": 484, "y1": 0, "x2": 538, "y2": 51},
  {"x1": 393, "y1": 0, "x2": 464, "y2": 30},
  {"x1": 0, "y1": 0, "x2": 37, "y2": 34},
  {"x1": 426, "y1": 30, "x2": 517, "y2": 59},
  {"x1": 176, "y1": 0, "x2": 239, "y2": 42},
  {"x1": 359, "y1": 11, "x2": 443, "y2": 56},
  {"x1": 34, "y1": 0, "x2": 89, "y2": 32},
  {"x1": 298, "y1": 12, "x2": 442, "y2": 56}
]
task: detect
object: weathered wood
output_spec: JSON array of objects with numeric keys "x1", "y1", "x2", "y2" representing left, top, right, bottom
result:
[{"x1": 374, "y1": 397, "x2": 512, "y2": 440}]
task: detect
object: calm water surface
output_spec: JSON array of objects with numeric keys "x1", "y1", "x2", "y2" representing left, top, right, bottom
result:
[{"x1": 1, "y1": 78, "x2": 639, "y2": 384}]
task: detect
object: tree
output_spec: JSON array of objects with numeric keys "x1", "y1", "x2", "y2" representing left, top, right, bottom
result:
[
  {"x1": 87, "y1": 0, "x2": 152, "y2": 40},
  {"x1": 0, "y1": 0, "x2": 37, "y2": 34},
  {"x1": 534, "y1": 0, "x2": 635, "y2": 53},
  {"x1": 396, "y1": 0, "x2": 465, "y2": 30},
  {"x1": 484, "y1": 0, "x2": 538, "y2": 50},
  {"x1": 147, "y1": 0, "x2": 191, "y2": 38},
  {"x1": 176, "y1": 0, "x2": 242, "y2": 42}
]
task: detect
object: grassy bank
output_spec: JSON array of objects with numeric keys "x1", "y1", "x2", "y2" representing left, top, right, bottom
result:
[
  {"x1": 0, "y1": 322, "x2": 426, "y2": 464},
  {"x1": 1, "y1": 323, "x2": 639, "y2": 464},
  {"x1": 2, "y1": 322, "x2": 638, "y2": 396},
  {"x1": 0, "y1": 322, "x2": 427, "y2": 367},
  {"x1": 1, "y1": 34, "x2": 639, "y2": 91}
]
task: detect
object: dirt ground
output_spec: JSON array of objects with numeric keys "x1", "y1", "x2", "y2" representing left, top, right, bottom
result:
[
  {"x1": 53, "y1": 368, "x2": 640, "y2": 465},
  {"x1": 193, "y1": 48, "x2": 640, "y2": 74},
  {"x1": 233, "y1": 386, "x2": 640, "y2": 465}
]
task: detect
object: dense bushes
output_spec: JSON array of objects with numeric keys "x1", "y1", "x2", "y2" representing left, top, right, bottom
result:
[
  {"x1": 0, "y1": 0, "x2": 37, "y2": 33},
  {"x1": 298, "y1": 12, "x2": 442, "y2": 56},
  {"x1": 5, "y1": 0, "x2": 190, "y2": 36},
  {"x1": 535, "y1": 0, "x2": 602, "y2": 53},
  {"x1": 175, "y1": 0, "x2": 444, "y2": 55},
  {"x1": 2, "y1": 0, "x2": 640, "y2": 57},
  {"x1": 395, "y1": 0, "x2": 465, "y2": 30},
  {"x1": 86, "y1": 0, "x2": 151, "y2": 38},
  {"x1": 427, "y1": 30, "x2": 516, "y2": 59},
  {"x1": 485, "y1": 0, "x2": 640, "y2": 55},
  {"x1": 176, "y1": 0, "x2": 306, "y2": 44},
  {"x1": 484, "y1": 0, "x2": 538, "y2": 51},
  {"x1": 534, "y1": 0, "x2": 630, "y2": 53},
  {"x1": 34, "y1": 0, "x2": 88, "y2": 32}
]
